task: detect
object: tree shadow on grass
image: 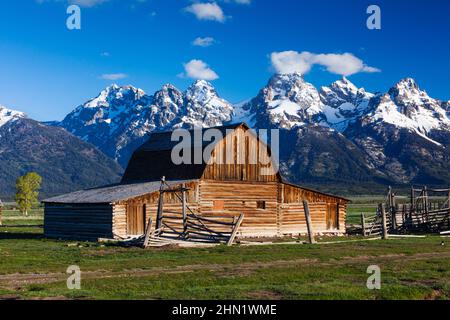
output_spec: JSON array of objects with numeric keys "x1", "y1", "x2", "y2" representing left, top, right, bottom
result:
[
  {"x1": 0, "y1": 225, "x2": 44, "y2": 240},
  {"x1": 0, "y1": 232, "x2": 44, "y2": 240}
]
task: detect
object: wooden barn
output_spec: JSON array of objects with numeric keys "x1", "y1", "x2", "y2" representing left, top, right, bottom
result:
[{"x1": 43, "y1": 123, "x2": 349, "y2": 241}]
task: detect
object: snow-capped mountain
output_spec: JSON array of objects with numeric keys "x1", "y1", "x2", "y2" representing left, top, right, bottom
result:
[
  {"x1": 181, "y1": 80, "x2": 234, "y2": 128},
  {"x1": 388, "y1": 78, "x2": 450, "y2": 134},
  {"x1": 238, "y1": 74, "x2": 375, "y2": 132},
  {"x1": 349, "y1": 78, "x2": 450, "y2": 146},
  {"x1": 0, "y1": 105, "x2": 25, "y2": 128},
  {"x1": 320, "y1": 77, "x2": 374, "y2": 131},
  {"x1": 54, "y1": 74, "x2": 450, "y2": 190},
  {"x1": 345, "y1": 79, "x2": 450, "y2": 185},
  {"x1": 239, "y1": 73, "x2": 325, "y2": 129},
  {"x1": 59, "y1": 84, "x2": 155, "y2": 164},
  {"x1": 59, "y1": 80, "x2": 234, "y2": 166}
]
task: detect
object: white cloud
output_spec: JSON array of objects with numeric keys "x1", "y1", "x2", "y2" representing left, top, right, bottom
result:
[
  {"x1": 270, "y1": 51, "x2": 381, "y2": 76},
  {"x1": 180, "y1": 59, "x2": 219, "y2": 80},
  {"x1": 192, "y1": 37, "x2": 216, "y2": 47},
  {"x1": 270, "y1": 51, "x2": 314, "y2": 75},
  {"x1": 100, "y1": 73, "x2": 128, "y2": 80},
  {"x1": 100, "y1": 52, "x2": 110, "y2": 57},
  {"x1": 185, "y1": 2, "x2": 226, "y2": 23}
]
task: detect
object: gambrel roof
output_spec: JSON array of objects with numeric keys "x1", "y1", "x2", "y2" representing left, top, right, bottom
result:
[{"x1": 121, "y1": 123, "x2": 263, "y2": 183}]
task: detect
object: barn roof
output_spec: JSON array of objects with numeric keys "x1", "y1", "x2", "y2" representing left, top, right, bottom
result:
[
  {"x1": 136, "y1": 123, "x2": 245, "y2": 152},
  {"x1": 42, "y1": 180, "x2": 193, "y2": 204},
  {"x1": 281, "y1": 180, "x2": 350, "y2": 202},
  {"x1": 121, "y1": 123, "x2": 251, "y2": 183}
]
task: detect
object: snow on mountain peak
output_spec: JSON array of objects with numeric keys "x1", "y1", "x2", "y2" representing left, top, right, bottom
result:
[
  {"x1": 330, "y1": 77, "x2": 359, "y2": 95},
  {"x1": 185, "y1": 79, "x2": 218, "y2": 103},
  {"x1": 364, "y1": 89, "x2": 450, "y2": 144},
  {"x1": 82, "y1": 84, "x2": 147, "y2": 110},
  {"x1": 161, "y1": 83, "x2": 179, "y2": 91},
  {"x1": 389, "y1": 78, "x2": 433, "y2": 105},
  {"x1": 239, "y1": 72, "x2": 325, "y2": 130},
  {"x1": 181, "y1": 80, "x2": 233, "y2": 128},
  {"x1": 268, "y1": 73, "x2": 305, "y2": 90},
  {"x1": 383, "y1": 78, "x2": 450, "y2": 134},
  {"x1": 319, "y1": 77, "x2": 374, "y2": 132},
  {"x1": 0, "y1": 105, "x2": 26, "y2": 128},
  {"x1": 393, "y1": 78, "x2": 419, "y2": 92}
]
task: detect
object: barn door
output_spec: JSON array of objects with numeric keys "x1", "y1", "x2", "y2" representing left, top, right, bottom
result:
[
  {"x1": 127, "y1": 204, "x2": 146, "y2": 235},
  {"x1": 326, "y1": 203, "x2": 339, "y2": 230}
]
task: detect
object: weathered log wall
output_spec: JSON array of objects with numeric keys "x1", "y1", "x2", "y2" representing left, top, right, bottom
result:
[
  {"x1": 44, "y1": 203, "x2": 113, "y2": 240},
  {"x1": 112, "y1": 204, "x2": 127, "y2": 238},
  {"x1": 279, "y1": 184, "x2": 347, "y2": 235},
  {"x1": 111, "y1": 180, "x2": 347, "y2": 239},
  {"x1": 198, "y1": 180, "x2": 279, "y2": 237},
  {"x1": 113, "y1": 181, "x2": 199, "y2": 237}
]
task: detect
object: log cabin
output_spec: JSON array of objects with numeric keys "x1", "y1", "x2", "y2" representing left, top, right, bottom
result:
[{"x1": 43, "y1": 123, "x2": 349, "y2": 241}]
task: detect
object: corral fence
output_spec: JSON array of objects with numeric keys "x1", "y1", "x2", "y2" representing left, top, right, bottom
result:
[
  {"x1": 360, "y1": 186, "x2": 450, "y2": 237},
  {"x1": 127, "y1": 177, "x2": 244, "y2": 248}
]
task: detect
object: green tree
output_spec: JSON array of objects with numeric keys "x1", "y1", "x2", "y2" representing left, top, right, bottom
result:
[{"x1": 15, "y1": 172, "x2": 42, "y2": 216}]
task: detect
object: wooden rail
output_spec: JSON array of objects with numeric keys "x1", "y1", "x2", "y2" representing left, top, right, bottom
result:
[
  {"x1": 144, "y1": 178, "x2": 245, "y2": 247},
  {"x1": 360, "y1": 186, "x2": 450, "y2": 237}
]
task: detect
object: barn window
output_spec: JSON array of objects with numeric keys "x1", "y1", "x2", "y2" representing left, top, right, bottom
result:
[
  {"x1": 256, "y1": 201, "x2": 266, "y2": 209},
  {"x1": 213, "y1": 200, "x2": 225, "y2": 210}
]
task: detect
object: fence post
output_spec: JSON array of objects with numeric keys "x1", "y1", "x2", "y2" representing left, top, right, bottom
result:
[
  {"x1": 388, "y1": 186, "x2": 393, "y2": 209},
  {"x1": 391, "y1": 207, "x2": 397, "y2": 233},
  {"x1": 303, "y1": 200, "x2": 316, "y2": 244},
  {"x1": 155, "y1": 176, "x2": 165, "y2": 230},
  {"x1": 361, "y1": 213, "x2": 366, "y2": 237},
  {"x1": 182, "y1": 183, "x2": 187, "y2": 238},
  {"x1": 380, "y1": 204, "x2": 388, "y2": 239},
  {"x1": 227, "y1": 214, "x2": 244, "y2": 246},
  {"x1": 424, "y1": 186, "x2": 429, "y2": 223},
  {"x1": 448, "y1": 190, "x2": 450, "y2": 209},
  {"x1": 142, "y1": 218, "x2": 153, "y2": 248}
]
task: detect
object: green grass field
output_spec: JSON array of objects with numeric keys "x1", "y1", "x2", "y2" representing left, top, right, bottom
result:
[{"x1": 0, "y1": 202, "x2": 449, "y2": 300}]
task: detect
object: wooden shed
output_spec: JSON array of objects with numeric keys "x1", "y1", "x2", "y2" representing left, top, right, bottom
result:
[{"x1": 43, "y1": 123, "x2": 349, "y2": 241}]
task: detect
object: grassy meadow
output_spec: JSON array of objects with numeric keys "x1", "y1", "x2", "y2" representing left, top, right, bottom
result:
[{"x1": 0, "y1": 200, "x2": 449, "y2": 300}]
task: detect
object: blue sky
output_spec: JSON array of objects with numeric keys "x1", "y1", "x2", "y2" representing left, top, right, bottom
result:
[{"x1": 0, "y1": 0, "x2": 449, "y2": 121}]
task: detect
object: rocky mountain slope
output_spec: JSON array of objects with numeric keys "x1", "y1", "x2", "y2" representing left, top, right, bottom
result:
[{"x1": 0, "y1": 106, "x2": 123, "y2": 198}]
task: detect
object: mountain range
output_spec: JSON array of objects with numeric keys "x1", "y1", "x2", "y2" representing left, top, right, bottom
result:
[
  {"x1": 0, "y1": 106, "x2": 123, "y2": 198},
  {"x1": 1, "y1": 73, "x2": 449, "y2": 197}
]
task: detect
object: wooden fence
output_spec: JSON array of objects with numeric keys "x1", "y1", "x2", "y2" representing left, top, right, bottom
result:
[
  {"x1": 361, "y1": 186, "x2": 450, "y2": 237},
  {"x1": 142, "y1": 178, "x2": 244, "y2": 247}
]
